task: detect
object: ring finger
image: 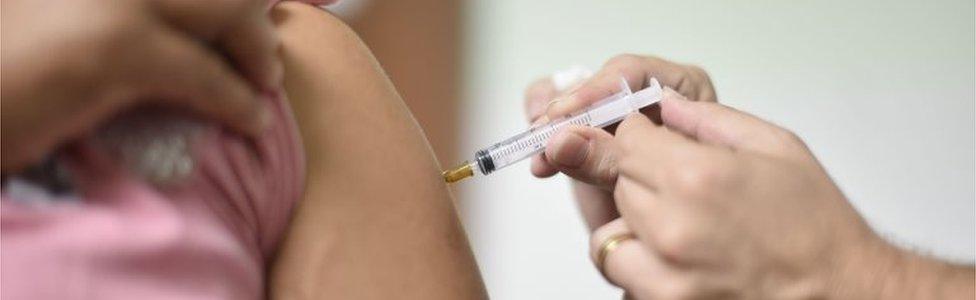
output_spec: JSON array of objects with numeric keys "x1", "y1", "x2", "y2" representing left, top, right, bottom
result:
[{"x1": 590, "y1": 218, "x2": 659, "y2": 295}]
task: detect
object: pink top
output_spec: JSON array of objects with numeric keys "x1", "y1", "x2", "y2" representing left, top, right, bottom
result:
[
  {"x1": 0, "y1": 1, "x2": 335, "y2": 298},
  {"x1": 2, "y1": 90, "x2": 304, "y2": 299}
]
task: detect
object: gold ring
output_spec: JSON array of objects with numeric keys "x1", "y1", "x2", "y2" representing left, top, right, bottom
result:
[{"x1": 596, "y1": 233, "x2": 636, "y2": 278}]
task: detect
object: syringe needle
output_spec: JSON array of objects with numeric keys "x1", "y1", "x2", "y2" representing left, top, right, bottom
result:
[{"x1": 442, "y1": 162, "x2": 475, "y2": 183}]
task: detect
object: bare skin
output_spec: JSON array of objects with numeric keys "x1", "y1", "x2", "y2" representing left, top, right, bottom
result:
[
  {"x1": 527, "y1": 54, "x2": 975, "y2": 299},
  {"x1": 524, "y1": 54, "x2": 717, "y2": 232},
  {"x1": 0, "y1": 0, "x2": 279, "y2": 172},
  {"x1": 268, "y1": 3, "x2": 486, "y2": 299}
]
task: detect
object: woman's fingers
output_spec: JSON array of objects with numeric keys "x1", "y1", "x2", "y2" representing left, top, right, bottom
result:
[
  {"x1": 659, "y1": 90, "x2": 811, "y2": 161},
  {"x1": 544, "y1": 125, "x2": 619, "y2": 189},
  {"x1": 524, "y1": 70, "x2": 589, "y2": 178},
  {"x1": 612, "y1": 112, "x2": 737, "y2": 266},
  {"x1": 136, "y1": 26, "x2": 269, "y2": 136},
  {"x1": 593, "y1": 210, "x2": 725, "y2": 299},
  {"x1": 151, "y1": 0, "x2": 259, "y2": 38},
  {"x1": 607, "y1": 172, "x2": 733, "y2": 299},
  {"x1": 573, "y1": 183, "x2": 621, "y2": 231},
  {"x1": 524, "y1": 78, "x2": 561, "y2": 178},
  {"x1": 541, "y1": 107, "x2": 732, "y2": 191},
  {"x1": 590, "y1": 219, "x2": 658, "y2": 293},
  {"x1": 152, "y1": 0, "x2": 282, "y2": 90},
  {"x1": 138, "y1": 0, "x2": 276, "y2": 135},
  {"x1": 547, "y1": 55, "x2": 716, "y2": 121},
  {"x1": 529, "y1": 151, "x2": 559, "y2": 178},
  {"x1": 524, "y1": 77, "x2": 559, "y2": 122},
  {"x1": 592, "y1": 218, "x2": 715, "y2": 299},
  {"x1": 613, "y1": 113, "x2": 707, "y2": 190},
  {"x1": 217, "y1": 2, "x2": 283, "y2": 91}
]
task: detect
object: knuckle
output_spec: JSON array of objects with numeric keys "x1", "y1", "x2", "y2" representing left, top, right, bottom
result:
[
  {"x1": 668, "y1": 159, "x2": 729, "y2": 198},
  {"x1": 642, "y1": 55, "x2": 670, "y2": 67},
  {"x1": 769, "y1": 128, "x2": 815, "y2": 160},
  {"x1": 611, "y1": 179, "x2": 640, "y2": 209},
  {"x1": 653, "y1": 223, "x2": 700, "y2": 262},
  {"x1": 605, "y1": 53, "x2": 645, "y2": 69},
  {"x1": 776, "y1": 128, "x2": 806, "y2": 147},
  {"x1": 614, "y1": 150, "x2": 647, "y2": 185},
  {"x1": 684, "y1": 64, "x2": 709, "y2": 79},
  {"x1": 686, "y1": 65, "x2": 717, "y2": 102}
]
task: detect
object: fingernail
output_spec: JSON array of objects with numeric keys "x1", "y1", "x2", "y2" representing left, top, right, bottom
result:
[
  {"x1": 548, "y1": 130, "x2": 589, "y2": 168},
  {"x1": 545, "y1": 98, "x2": 563, "y2": 111},
  {"x1": 531, "y1": 115, "x2": 549, "y2": 127},
  {"x1": 546, "y1": 95, "x2": 574, "y2": 117}
]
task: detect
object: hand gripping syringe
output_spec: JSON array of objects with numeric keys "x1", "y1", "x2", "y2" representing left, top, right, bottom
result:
[{"x1": 442, "y1": 77, "x2": 663, "y2": 183}]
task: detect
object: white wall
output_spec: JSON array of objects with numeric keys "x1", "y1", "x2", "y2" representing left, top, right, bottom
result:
[{"x1": 458, "y1": 1, "x2": 975, "y2": 298}]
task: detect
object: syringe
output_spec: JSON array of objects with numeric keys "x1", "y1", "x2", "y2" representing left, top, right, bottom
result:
[{"x1": 442, "y1": 77, "x2": 663, "y2": 183}]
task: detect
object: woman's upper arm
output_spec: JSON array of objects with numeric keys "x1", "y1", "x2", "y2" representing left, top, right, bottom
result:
[{"x1": 268, "y1": 3, "x2": 485, "y2": 299}]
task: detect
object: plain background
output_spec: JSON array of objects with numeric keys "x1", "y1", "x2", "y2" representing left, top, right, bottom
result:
[{"x1": 456, "y1": 0, "x2": 975, "y2": 298}]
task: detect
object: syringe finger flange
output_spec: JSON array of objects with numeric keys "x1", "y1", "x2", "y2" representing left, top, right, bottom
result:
[{"x1": 475, "y1": 149, "x2": 494, "y2": 174}]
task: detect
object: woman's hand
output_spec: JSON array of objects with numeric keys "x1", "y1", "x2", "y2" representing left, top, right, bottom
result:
[
  {"x1": 522, "y1": 54, "x2": 716, "y2": 231},
  {"x1": 1, "y1": 0, "x2": 280, "y2": 171},
  {"x1": 551, "y1": 90, "x2": 974, "y2": 299}
]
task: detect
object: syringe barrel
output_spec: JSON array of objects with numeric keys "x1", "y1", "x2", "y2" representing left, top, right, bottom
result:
[
  {"x1": 474, "y1": 78, "x2": 662, "y2": 175},
  {"x1": 475, "y1": 113, "x2": 592, "y2": 174}
]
